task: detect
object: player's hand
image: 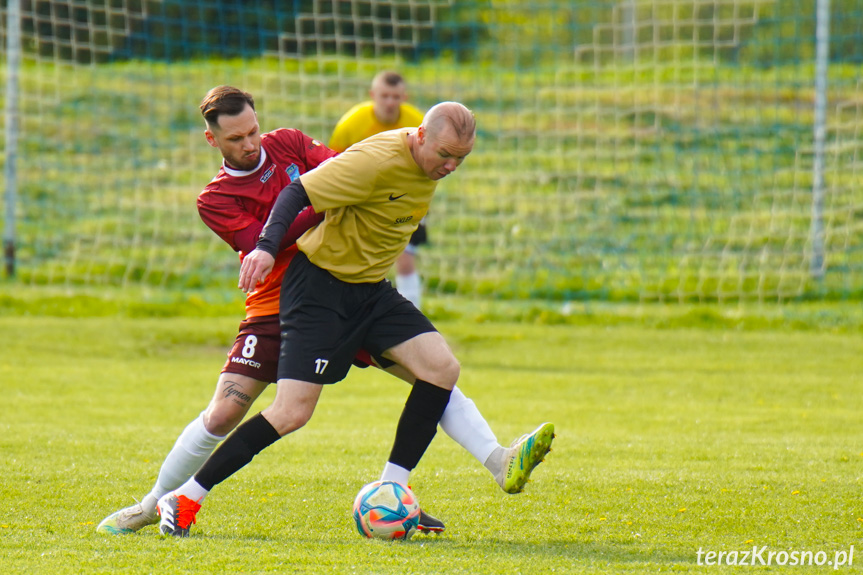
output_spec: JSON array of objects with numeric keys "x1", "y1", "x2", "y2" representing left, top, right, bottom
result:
[{"x1": 238, "y1": 249, "x2": 275, "y2": 293}]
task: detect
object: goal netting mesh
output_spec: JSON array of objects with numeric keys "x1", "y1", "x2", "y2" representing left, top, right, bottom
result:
[{"x1": 1, "y1": 0, "x2": 861, "y2": 302}]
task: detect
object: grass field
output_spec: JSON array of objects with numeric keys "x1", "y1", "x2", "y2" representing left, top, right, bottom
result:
[{"x1": 1, "y1": 300, "x2": 861, "y2": 573}]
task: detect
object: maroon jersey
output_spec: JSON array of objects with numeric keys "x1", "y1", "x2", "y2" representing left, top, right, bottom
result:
[{"x1": 198, "y1": 128, "x2": 337, "y2": 318}]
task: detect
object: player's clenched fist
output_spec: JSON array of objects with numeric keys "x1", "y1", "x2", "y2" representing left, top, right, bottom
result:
[{"x1": 238, "y1": 249, "x2": 275, "y2": 293}]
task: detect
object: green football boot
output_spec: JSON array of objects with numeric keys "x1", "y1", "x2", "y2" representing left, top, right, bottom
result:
[{"x1": 496, "y1": 422, "x2": 555, "y2": 494}]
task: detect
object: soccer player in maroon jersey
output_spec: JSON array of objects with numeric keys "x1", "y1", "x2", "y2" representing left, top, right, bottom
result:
[{"x1": 98, "y1": 86, "x2": 550, "y2": 537}]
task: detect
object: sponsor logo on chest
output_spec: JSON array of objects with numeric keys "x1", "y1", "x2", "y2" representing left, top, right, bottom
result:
[{"x1": 260, "y1": 163, "x2": 277, "y2": 183}]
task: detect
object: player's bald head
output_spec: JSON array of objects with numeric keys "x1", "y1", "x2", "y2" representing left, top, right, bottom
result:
[
  {"x1": 422, "y1": 102, "x2": 476, "y2": 143},
  {"x1": 412, "y1": 102, "x2": 475, "y2": 180}
]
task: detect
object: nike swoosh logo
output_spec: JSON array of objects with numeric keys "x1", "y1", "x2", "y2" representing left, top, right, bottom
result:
[{"x1": 388, "y1": 193, "x2": 407, "y2": 201}]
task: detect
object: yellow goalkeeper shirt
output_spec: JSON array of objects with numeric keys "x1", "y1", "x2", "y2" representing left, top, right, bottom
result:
[
  {"x1": 329, "y1": 101, "x2": 425, "y2": 153},
  {"x1": 297, "y1": 129, "x2": 433, "y2": 283}
]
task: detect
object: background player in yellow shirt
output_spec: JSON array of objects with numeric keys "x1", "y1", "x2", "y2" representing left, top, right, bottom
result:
[{"x1": 329, "y1": 71, "x2": 427, "y2": 309}]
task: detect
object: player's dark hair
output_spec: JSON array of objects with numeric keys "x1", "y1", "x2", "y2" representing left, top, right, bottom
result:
[
  {"x1": 200, "y1": 86, "x2": 255, "y2": 129},
  {"x1": 377, "y1": 71, "x2": 404, "y2": 87}
]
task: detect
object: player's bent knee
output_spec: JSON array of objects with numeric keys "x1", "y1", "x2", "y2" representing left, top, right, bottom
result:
[
  {"x1": 207, "y1": 374, "x2": 268, "y2": 435},
  {"x1": 265, "y1": 382, "x2": 321, "y2": 436},
  {"x1": 439, "y1": 358, "x2": 460, "y2": 388},
  {"x1": 434, "y1": 341, "x2": 461, "y2": 384},
  {"x1": 203, "y1": 402, "x2": 249, "y2": 436},
  {"x1": 263, "y1": 404, "x2": 315, "y2": 436},
  {"x1": 413, "y1": 358, "x2": 460, "y2": 389}
]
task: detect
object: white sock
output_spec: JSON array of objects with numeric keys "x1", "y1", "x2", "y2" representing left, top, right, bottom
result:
[
  {"x1": 439, "y1": 386, "x2": 501, "y2": 471},
  {"x1": 147, "y1": 413, "x2": 224, "y2": 503},
  {"x1": 380, "y1": 462, "x2": 411, "y2": 487},
  {"x1": 173, "y1": 477, "x2": 209, "y2": 504},
  {"x1": 484, "y1": 446, "x2": 507, "y2": 481},
  {"x1": 396, "y1": 271, "x2": 422, "y2": 309},
  {"x1": 139, "y1": 493, "x2": 159, "y2": 516}
]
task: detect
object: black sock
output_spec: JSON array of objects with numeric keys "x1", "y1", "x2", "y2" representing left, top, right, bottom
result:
[
  {"x1": 194, "y1": 413, "x2": 281, "y2": 491},
  {"x1": 388, "y1": 379, "x2": 452, "y2": 471}
]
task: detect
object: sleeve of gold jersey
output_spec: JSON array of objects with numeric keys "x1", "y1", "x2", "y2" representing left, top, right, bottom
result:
[
  {"x1": 329, "y1": 102, "x2": 370, "y2": 153},
  {"x1": 299, "y1": 147, "x2": 377, "y2": 211}
]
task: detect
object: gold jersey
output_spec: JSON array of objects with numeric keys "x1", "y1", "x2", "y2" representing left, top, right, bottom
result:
[
  {"x1": 297, "y1": 129, "x2": 434, "y2": 283},
  {"x1": 329, "y1": 101, "x2": 425, "y2": 153}
]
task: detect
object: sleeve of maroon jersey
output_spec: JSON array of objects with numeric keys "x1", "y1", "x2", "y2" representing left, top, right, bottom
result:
[
  {"x1": 283, "y1": 205, "x2": 325, "y2": 246},
  {"x1": 197, "y1": 188, "x2": 260, "y2": 252},
  {"x1": 199, "y1": 191, "x2": 324, "y2": 255}
]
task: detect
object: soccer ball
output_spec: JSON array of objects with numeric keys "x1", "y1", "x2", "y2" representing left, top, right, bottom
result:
[{"x1": 352, "y1": 480, "x2": 420, "y2": 540}]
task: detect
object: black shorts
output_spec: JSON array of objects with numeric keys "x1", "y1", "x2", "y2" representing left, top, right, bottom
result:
[
  {"x1": 222, "y1": 314, "x2": 382, "y2": 383},
  {"x1": 277, "y1": 251, "x2": 436, "y2": 384},
  {"x1": 408, "y1": 222, "x2": 428, "y2": 247}
]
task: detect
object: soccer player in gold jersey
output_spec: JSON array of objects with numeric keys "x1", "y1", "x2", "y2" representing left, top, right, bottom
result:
[{"x1": 157, "y1": 102, "x2": 555, "y2": 537}]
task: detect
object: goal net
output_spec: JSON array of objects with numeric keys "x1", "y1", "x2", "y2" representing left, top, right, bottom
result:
[{"x1": 1, "y1": 0, "x2": 861, "y2": 303}]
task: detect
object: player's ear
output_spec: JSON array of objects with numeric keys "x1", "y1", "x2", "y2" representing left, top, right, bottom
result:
[{"x1": 204, "y1": 129, "x2": 218, "y2": 148}]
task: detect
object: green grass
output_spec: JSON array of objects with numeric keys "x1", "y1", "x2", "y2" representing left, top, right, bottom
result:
[{"x1": 2, "y1": 310, "x2": 861, "y2": 573}]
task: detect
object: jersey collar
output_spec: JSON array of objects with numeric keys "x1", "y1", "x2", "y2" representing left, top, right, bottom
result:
[{"x1": 222, "y1": 146, "x2": 268, "y2": 178}]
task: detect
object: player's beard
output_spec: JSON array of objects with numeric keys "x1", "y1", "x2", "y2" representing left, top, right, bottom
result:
[{"x1": 230, "y1": 149, "x2": 260, "y2": 171}]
